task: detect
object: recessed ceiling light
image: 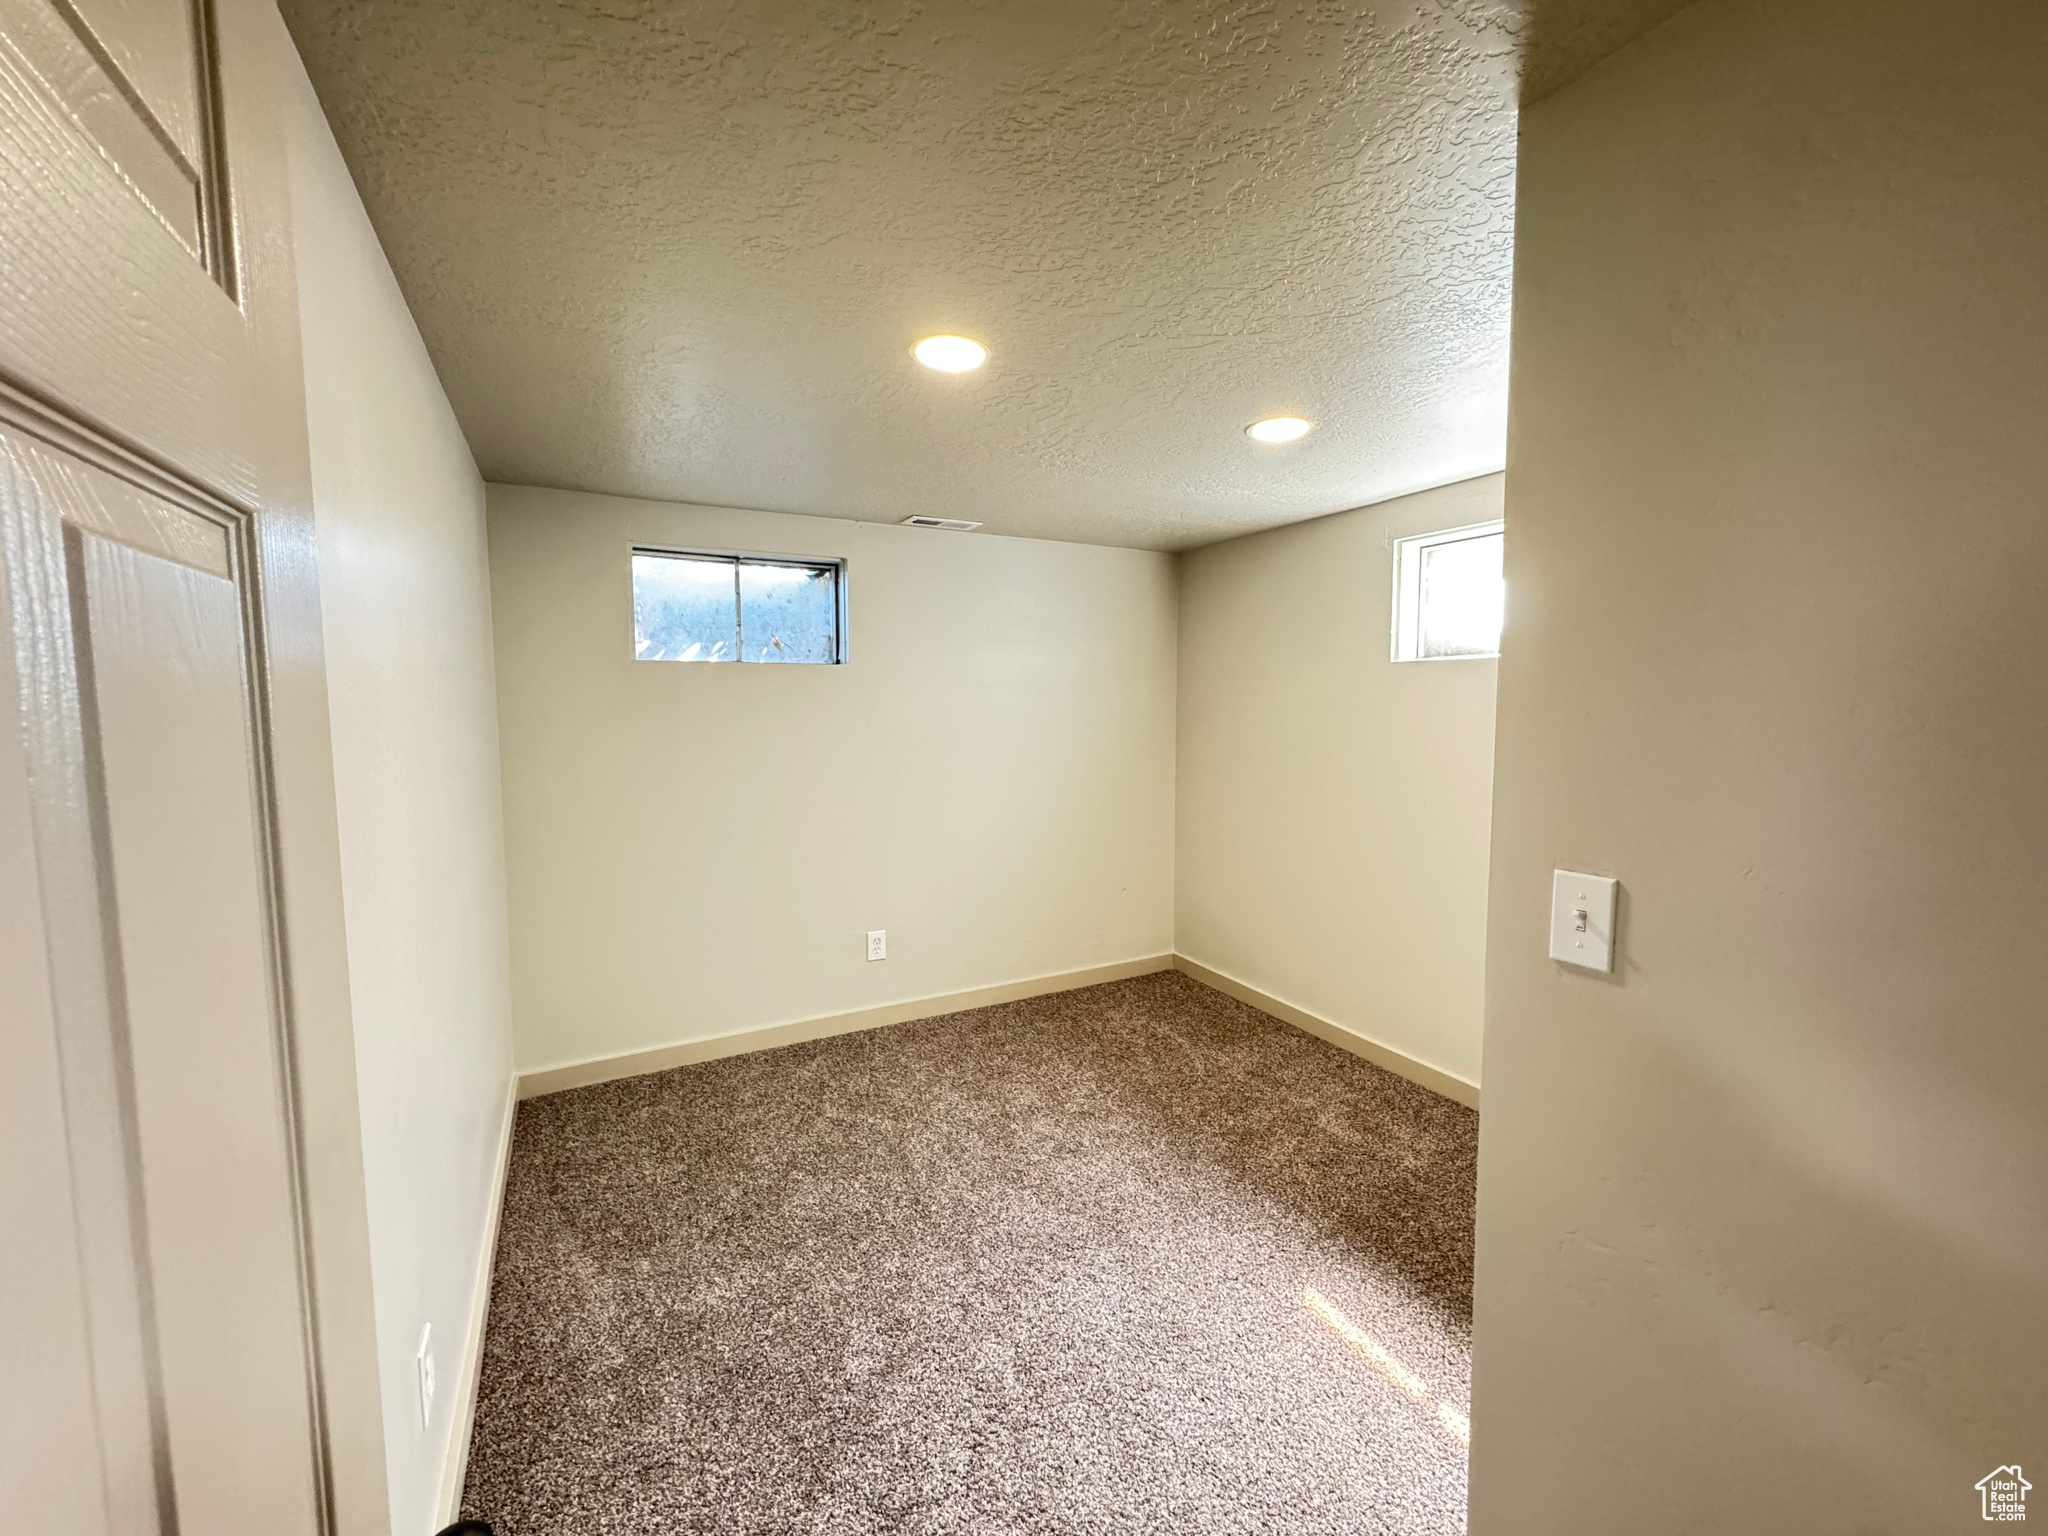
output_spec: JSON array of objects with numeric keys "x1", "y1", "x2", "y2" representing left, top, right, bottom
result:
[
  {"x1": 912, "y1": 335, "x2": 988, "y2": 373},
  {"x1": 1246, "y1": 416, "x2": 1312, "y2": 443}
]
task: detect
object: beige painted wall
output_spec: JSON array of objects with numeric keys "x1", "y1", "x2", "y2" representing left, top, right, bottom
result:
[
  {"x1": 1176, "y1": 475, "x2": 1500, "y2": 1091},
  {"x1": 286, "y1": 51, "x2": 515, "y2": 1536},
  {"x1": 1470, "y1": 1, "x2": 2048, "y2": 1530},
  {"x1": 489, "y1": 486, "x2": 1177, "y2": 1075}
]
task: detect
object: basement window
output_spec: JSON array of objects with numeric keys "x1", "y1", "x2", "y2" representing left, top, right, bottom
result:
[
  {"x1": 1392, "y1": 521, "x2": 1505, "y2": 662},
  {"x1": 632, "y1": 549, "x2": 846, "y2": 664}
]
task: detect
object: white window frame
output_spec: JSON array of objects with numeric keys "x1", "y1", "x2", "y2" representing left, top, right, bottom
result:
[
  {"x1": 631, "y1": 545, "x2": 850, "y2": 664},
  {"x1": 1390, "y1": 519, "x2": 1505, "y2": 663}
]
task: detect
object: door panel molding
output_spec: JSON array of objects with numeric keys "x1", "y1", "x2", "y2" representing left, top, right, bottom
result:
[
  {"x1": 76, "y1": 525, "x2": 319, "y2": 1531},
  {"x1": 7, "y1": 402, "x2": 231, "y2": 575},
  {"x1": 3, "y1": 0, "x2": 391, "y2": 1526},
  {"x1": 48, "y1": 0, "x2": 204, "y2": 171},
  {"x1": 2, "y1": 407, "x2": 327, "y2": 1531},
  {"x1": 0, "y1": 0, "x2": 202, "y2": 250},
  {"x1": 0, "y1": 0, "x2": 251, "y2": 503},
  {"x1": 0, "y1": 364, "x2": 248, "y2": 535}
]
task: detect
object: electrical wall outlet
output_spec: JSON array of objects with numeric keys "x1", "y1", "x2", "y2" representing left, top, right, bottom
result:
[
  {"x1": 416, "y1": 1324, "x2": 435, "y2": 1430},
  {"x1": 866, "y1": 929, "x2": 886, "y2": 961}
]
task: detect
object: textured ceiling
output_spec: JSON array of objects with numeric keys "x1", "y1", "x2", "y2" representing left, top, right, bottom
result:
[{"x1": 284, "y1": 0, "x2": 1691, "y2": 550}]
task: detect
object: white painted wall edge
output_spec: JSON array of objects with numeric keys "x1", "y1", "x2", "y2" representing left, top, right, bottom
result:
[
  {"x1": 516, "y1": 956, "x2": 1179, "y2": 1099},
  {"x1": 517, "y1": 953, "x2": 1478, "y2": 1110},
  {"x1": 1172, "y1": 954, "x2": 1481, "y2": 1110},
  {"x1": 431, "y1": 1080, "x2": 516, "y2": 1529}
]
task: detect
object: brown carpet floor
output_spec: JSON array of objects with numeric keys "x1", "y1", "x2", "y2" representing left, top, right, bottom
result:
[{"x1": 461, "y1": 970, "x2": 1479, "y2": 1535}]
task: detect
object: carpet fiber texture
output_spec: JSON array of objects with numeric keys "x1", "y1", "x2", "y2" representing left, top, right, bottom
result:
[{"x1": 462, "y1": 970, "x2": 1479, "y2": 1534}]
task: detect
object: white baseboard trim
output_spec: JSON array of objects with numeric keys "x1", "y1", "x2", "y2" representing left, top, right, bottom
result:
[
  {"x1": 515, "y1": 954, "x2": 1178, "y2": 1100},
  {"x1": 1172, "y1": 954, "x2": 1480, "y2": 1110},
  {"x1": 512, "y1": 952, "x2": 1476, "y2": 1111},
  {"x1": 433, "y1": 1078, "x2": 518, "y2": 1528}
]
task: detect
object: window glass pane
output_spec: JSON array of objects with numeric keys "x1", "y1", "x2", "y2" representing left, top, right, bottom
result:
[
  {"x1": 633, "y1": 553, "x2": 736, "y2": 662},
  {"x1": 1418, "y1": 530, "x2": 1504, "y2": 658},
  {"x1": 739, "y1": 562, "x2": 838, "y2": 664}
]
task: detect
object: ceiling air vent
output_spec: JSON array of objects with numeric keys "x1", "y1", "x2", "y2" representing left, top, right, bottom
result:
[{"x1": 900, "y1": 516, "x2": 982, "y2": 531}]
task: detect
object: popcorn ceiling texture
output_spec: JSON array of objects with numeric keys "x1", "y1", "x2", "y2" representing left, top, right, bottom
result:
[
  {"x1": 283, "y1": 0, "x2": 1689, "y2": 550},
  {"x1": 460, "y1": 971, "x2": 1480, "y2": 1532}
]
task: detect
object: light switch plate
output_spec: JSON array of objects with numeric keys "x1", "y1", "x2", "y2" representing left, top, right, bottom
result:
[{"x1": 1549, "y1": 870, "x2": 1618, "y2": 972}]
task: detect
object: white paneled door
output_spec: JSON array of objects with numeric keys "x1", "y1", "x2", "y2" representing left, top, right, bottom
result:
[{"x1": 1, "y1": 0, "x2": 334, "y2": 1532}]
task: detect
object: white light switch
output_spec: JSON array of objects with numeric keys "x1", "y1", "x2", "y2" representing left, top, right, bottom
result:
[{"x1": 1549, "y1": 870, "x2": 1618, "y2": 972}]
